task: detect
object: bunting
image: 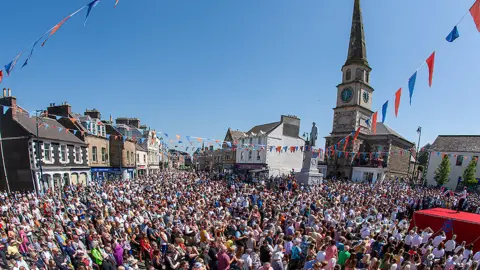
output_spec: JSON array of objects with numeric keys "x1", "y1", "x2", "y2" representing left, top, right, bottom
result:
[
  {"x1": 470, "y1": 0, "x2": 480, "y2": 32},
  {"x1": 42, "y1": 16, "x2": 71, "y2": 47},
  {"x1": 22, "y1": 38, "x2": 41, "y2": 68},
  {"x1": 4, "y1": 53, "x2": 23, "y2": 76},
  {"x1": 408, "y1": 72, "x2": 417, "y2": 105},
  {"x1": 115, "y1": 0, "x2": 120, "y2": 8},
  {"x1": 426, "y1": 52, "x2": 435, "y2": 87},
  {"x1": 353, "y1": 127, "x2": 361, "y2": 143},
  {"x1": 176, "y1": 135, "x2": 180, "y2": 140},
  {"x1": 394, "y1": 88, "x2": 401, "y2": 117},
  {"x1": 343, "y1": 136, "x2": 349, "y2": 152},
  {"x1": 84, "y1": 0, "x2": 100, "y2": 26},
  {"x1": 445, "y1": 26, "x2": 460, "y2": 42},
  {"x1": 0, "y1": 70, "x2": 2, "y2": 84},
  {"x1": 372, "y1": 112, "x2": 378, "y2": 134},
  {"x1": 381, "y1": 101, "x2": 388, "y2": 123}
]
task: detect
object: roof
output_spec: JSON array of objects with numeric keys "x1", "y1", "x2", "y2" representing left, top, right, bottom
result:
[
  {"x1": 15, "y1": 113, "x2": 86, "y2": 145},
  {"x1": 374, "y1": 123, "x2": 411, "y2": 143},
  {"x1": 230, "y1": 130, "x2": 246, "y2": 140},
  {"x1": 135, "y1": 143, "x2": 147, "y2": 152},
  {"x1": 247, "y1": 121, "x2": 280, "y2": 135},
  {"x1": 344, "y1": 0, "x2": 370, "y2": 68},
  {"x1": 430, "y1": 135, "x2": 480, "y2": 153}
]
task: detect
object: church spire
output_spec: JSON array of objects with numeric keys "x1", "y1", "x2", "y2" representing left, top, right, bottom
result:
[{"x1": 344, "y1": 0, "x2": 369, "y2": 68}]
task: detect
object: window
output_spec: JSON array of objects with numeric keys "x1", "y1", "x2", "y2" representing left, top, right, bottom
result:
[
  {"x1": 345, "y1": 69, "x2": 351, "y2": 80},
  {"x1": 101, "y1": 147, "x2": 107, "y2": 162},
  {"x1": 75, "y1": 146, "x2": 81, "y2": 162},
  {"x1": 127, "y1": 151, "x2": 130, "y2": 163},
  {"x1": 97, "y1": 125, "x2": 102, "y2": 136},
  {"x1": 92, "y1": 146, "x2": 97, "y2": 162},
  {"x1": 258, "y1": 138, "x2": 261, "y2": 144},
  {"x1": 249, "y1": 150, "x2": 252, "y2": 160},
  {"x1": 256, "y1": 151, "x2": 260, "y2": 161},
  {"x1": 44, "y1": 143, "x2": 52, "y2": 161},
  {"x1": 60, "y1": 145, "x2": 67, "y2": 162},
  {"x1": 456, "y1": 155, "x2": 464, "y2": 166},
  {"x1": 144, "y1": 154, "x2": 146, "y2": 163},
  {"x1": 366, "y1": 71, "x2": 370, "y2": 83},
  {"x1": 355, "y1": 68, "x2": 362, "y2": 80},
  {"x1": 131, "y1": 152, "x2": 134, "y2": 163},
  {"x1": 249, "y1": 138, "x2": 253, "y2": 145},
  {"x1": 241, "y1": 152, "x2": 244, "y2": 160},
  {"x1": 137, "y1": 154, "x2": 139, "y2": 162}
]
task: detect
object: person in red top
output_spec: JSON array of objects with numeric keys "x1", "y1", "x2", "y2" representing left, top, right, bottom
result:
[{"x1": 325, "y1": 239, "x2": 338, "y2": 261}]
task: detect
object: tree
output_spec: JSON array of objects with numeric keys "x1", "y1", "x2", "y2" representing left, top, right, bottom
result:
[
  {"x1": 462, "y1": 159, "x2": 478, "y2": 188},
  {"x1": 418, "y1": 152, "x2": 429, "y2": 166},
  {"x1": 434, "y1": 155, "x2": 451, "y2": 186}
]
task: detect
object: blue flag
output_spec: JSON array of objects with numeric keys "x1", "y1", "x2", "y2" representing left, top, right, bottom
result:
[
  {"x1": 382, "y1": 101, "x2": 388, "y2": 123},
  {"x1": 58, "y1": 127, "x2": 63, "y2": 132},
  {"x1": 4, "y1": 53, "x2": 22, "y2": 76},
  {"x1": 164, "y1": 133, "x2": 168, "y2": 137},
  {"x1": 2, "y1": 106, "x2": 7, "y2": 115},
  {"x1": 226, "y1": 142, "x2": 232, "y2": 147},
  {"x1": 22, "y1": 38, "x2": 41, "y2": 68},
  {"x1": 186, "y1": 136, "x2": 191, "y2": 141},
  {"x1": 445, "y1": 26, "x2": 460, "y2": 42},
  {"x1": 408, "y1": 72, "x2": 417, "y2": 105},
  {"x1": 84, "y1": 0, "x2": 100, "y2": 26}
]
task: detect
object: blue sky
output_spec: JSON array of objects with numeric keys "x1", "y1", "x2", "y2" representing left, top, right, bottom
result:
[{"x1": 1, "y1": 0, "x2": 479, "y2": 150}]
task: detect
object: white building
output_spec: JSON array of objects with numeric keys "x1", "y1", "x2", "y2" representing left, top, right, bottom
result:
[
  {"x1": 136, "y1": 144, "x2": 148, "y2": 176},
  {"x1": 236, "y1": 115, "x2": 305, "y2": 177},
  {"x1": 426, "y1": 135, "x2": 480, "y2": 190}
]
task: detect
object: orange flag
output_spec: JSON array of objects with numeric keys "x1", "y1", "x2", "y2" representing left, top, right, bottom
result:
[
  {"x1": 42, "y1": 16, "x2": 70, "y2": 46},
  {"x1": 470, "y1": 0, "x2": 480, "y2": 32},
  {"x1": 353, "y1": 127, "x2": 361, "y2": 142},
  {"x1": 372, "y1": 112, "x2": 378, "y2": 134},
  {"x1": 196, "y1": 138, "x2": 202, "y2": 142},
  {"x1": 176, "y1": 135, "x2": 180, "y2": 140},
  {"x1": 394, "y1": 88, "x2": 402, "y2": 117}
]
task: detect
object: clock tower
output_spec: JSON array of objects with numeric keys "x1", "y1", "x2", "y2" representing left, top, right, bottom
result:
[{"x1": 332, "y1": 0, "x2": 374, "y2": 136}]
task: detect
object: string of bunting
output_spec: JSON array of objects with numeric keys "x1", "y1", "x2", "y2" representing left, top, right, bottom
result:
[{"x1": 0, "y1": 0, "x2": 120, "y2": 83}]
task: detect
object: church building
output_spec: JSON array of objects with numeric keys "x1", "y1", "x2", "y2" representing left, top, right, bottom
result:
[{"x1": 324, "y1": 0, "x2": 414, "y2": 182}]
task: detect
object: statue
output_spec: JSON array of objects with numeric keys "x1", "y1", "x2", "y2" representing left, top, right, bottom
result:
[{"x1": 310, "y1": 122, "x2": 318, "y2": 146}]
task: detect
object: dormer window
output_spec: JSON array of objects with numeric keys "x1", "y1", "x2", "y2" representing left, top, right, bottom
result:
[{"x1": 345, "y1": 69, "x2": 352, "y2": 81}]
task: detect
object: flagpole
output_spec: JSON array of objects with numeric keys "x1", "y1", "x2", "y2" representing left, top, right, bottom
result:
[{"x1": 35, "y1": 110, "x2": 43, "y2": 195}]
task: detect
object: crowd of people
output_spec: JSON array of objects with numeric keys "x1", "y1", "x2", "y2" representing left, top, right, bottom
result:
[{"x1": 0, "y1": 171, "x2": 480, "y2": 270}]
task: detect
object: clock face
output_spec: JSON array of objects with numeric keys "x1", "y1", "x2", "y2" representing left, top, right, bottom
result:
[
  {"x1": 341, "y1": 88, "x2": 353, "y2": 103},
  {"x1": 363, "y1": 91, "x2": 370, "y2": 103}
]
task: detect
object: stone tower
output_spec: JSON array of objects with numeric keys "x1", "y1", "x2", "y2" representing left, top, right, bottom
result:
[{"x1": 332, "y1": 0, "x2": 374, "y2": 137}]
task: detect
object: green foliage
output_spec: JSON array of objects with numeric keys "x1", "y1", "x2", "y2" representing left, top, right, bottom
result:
[
  {"x1": 462, "y1": 159, "x2": 478, "y2": 187},
  {"x1": 418, "y1": 152, "x2": 429, "y2": 166},
  {"x1": 434, "y1": 156, "x2": 451, "y2": 186}
]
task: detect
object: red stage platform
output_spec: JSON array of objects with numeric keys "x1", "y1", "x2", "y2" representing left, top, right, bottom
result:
[{"x1": 413, "y1": 208, "x2": 480, "y2": 251}]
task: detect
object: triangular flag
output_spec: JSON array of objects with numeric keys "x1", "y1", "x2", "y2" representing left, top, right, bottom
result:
[
  {"x1": 445, "y1": 26, "x2": 460, "y2": 42},
  {"x1": 58, "y1": 127, "x2": 63, "y2": 132},
  {"x1": 426, "y1": 52, "x2": 435, "y2": 87},
  {"x1": 372, "y1": 112, "x2": 378, "y2": 134},
  {"x1": 353, "y1": 127, "x2": 361, "y2": 142},
  {"x1": 0, "y1": 70, "x2": 3, "y2": 84},
  {"x1": 470, "y1": 0, "x2": 480, "y2": 32},
  {"x1": 394, "y1": 88, "x2": 401, "y2": 117},
  {"x1": 176, "y1": 135, "x2": 180, "y2": 140},
  {"x1": 381, "y1": 101, "x2": 388, "y2": 123},
  {"x1": 73, "y1": 130, "x2": 77, "y2": 135},
  {"x1": 42, "y1": 16, "x2": 71, "y2": 47},
  {"x1": 22, "y1": 38, "x2": 41, "y2": 68},
  {"x1": 186, "y1": 136, "x2": 191, "y2": 141},
  {"x1": 196, "y1": 138, "x2": 202, "y2": 142},
  {"x1": 408, "y1": 72, "x2": 417, "y2": 105},
  {"x1": 164, "y1": 133, "x2": 168, "y2": 137},
  {"x1": 4, "y1": 53, "x2": 23, "y2": 76},
  {"x1": 226, "y1": 142, "x2": 232, "y2": 147},
  {"x1": 343, "y1": 136, "x2": 349, "y2": 152},
  {"x1": 84, "y1": 0, "x2": 100, "y2": 26},
  {"x1": 114, "y1": 0, "x2": 120, "y2": 8},
  {"x1": 2, "y1": 106, "x2": 7, "y2": 115}
]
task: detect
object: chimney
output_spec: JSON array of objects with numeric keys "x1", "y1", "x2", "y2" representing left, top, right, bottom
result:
[
  {"x1": 47, "y1": 102, "x2": 71, "y2": 117},
  {"x1": 129, "y1": 118, "x2": 140, "y2": 129},
  {"x1": 84, "y1": 109, "x2": 101, "y2": 119},
  {"x1": 0, "y1": 88, "x2": 17, "y2": 118}
]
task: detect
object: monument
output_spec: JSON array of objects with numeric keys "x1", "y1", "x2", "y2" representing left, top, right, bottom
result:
[{"x1": 296, "y1": 122, "x2": 323, "y2": 185}]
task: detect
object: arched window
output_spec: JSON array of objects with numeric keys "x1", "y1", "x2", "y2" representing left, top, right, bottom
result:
[
  {"x1": 355, "y1": 68, "x2": 363, "y2": 80},
  {"x1": 345, "y1": 69, "x2": 352, "y2": 81},
  {"x1": 366, "y1": 71, "x2": 370, "y2": 83}
]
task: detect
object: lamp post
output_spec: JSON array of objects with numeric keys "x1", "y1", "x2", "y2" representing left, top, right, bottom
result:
[{"x1": 411, "y1": 126, "x2": 422, "y2": 184}]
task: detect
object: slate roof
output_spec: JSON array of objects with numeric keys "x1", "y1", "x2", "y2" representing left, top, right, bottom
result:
[
  {"x1": 247, "y1": 122, "x2": 280, "y2": 135},
  {"x1": 230, "y1": 130, "x2": 246, "y2": 140},
  {"x1": 15, "y1": 112, "x2": 86, "y2": 145},
  {"x1": 430, "y1": 135, "x2": 480, "y2": 153},
  {"x1": 374, "y1": 123, "x2": 411, "y2": 143},
  {"x1": 135, "y1": 143, "x2": 147, "y2": 152}
]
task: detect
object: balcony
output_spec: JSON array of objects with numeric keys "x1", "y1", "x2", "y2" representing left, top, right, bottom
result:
[{"x1": 351, "y1": 157, "x2": 387, "y2": 168}]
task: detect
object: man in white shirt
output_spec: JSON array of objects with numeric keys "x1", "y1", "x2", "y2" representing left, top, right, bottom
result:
[
  {"x1": 412, "y1": 232, "x2": 423, "y2": 248},
  {"x1": 445, "y1": 235, "x2": 457, "y2": 256},
  {"x1": 432, "y1": 232, "x2": 446, "y2": 248},
  {"x1": 421, "y1": 228, "x2": 433, "y2": 244},
  {"x1": 241, "y1": 249, "x2": 253, "y2": 270}
]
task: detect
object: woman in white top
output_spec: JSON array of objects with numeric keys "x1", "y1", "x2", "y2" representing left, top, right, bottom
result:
[{"x1": 432, "y1": 243, "x2": 445, "y2": 259}]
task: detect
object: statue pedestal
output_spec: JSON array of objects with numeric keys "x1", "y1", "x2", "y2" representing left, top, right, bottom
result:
[{"x1": 296, "y1": 150, "x2": 323, "y2": 185}]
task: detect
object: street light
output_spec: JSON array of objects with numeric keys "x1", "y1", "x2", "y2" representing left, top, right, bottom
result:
[{"x1": 411, "y1": 126, "x2": 422, "y2": 183}]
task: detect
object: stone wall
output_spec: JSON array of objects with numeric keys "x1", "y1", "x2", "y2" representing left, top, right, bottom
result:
[
  {"x1": 86, "y1": 136, "x2": 109, "y2": 167},
  {"x1": 387, "y1": 143, "x2": 411, "y2": 179}
]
